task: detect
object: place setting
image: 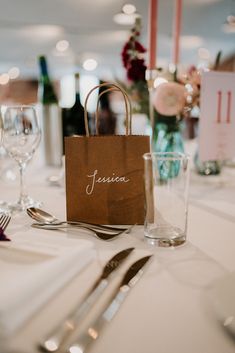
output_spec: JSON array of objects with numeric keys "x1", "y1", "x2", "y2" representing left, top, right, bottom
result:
[
  {"x1": 0, "y1": 83, "x2": 188, "y2": 353},
  {"x1": 0, "y1": 86, "x2": 201, "y2": 353},
  {"x1": 0, "y1": 89, "x2": 153, "y2": 351},
  {"x1": 0, "y1": 1, "x2": 235, "y2": 353}
]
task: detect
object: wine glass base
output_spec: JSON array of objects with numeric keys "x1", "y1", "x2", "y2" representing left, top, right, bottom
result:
[
  {"x1": 0, "y1": 201, "x2": 10, "y2": 213},
  {"x1": 8, "y1": 196, "x2": 42, "y2": 214}
]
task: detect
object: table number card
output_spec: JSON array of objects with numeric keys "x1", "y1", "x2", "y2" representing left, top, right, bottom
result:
[{"x1": 199, "y1": 71, "x2": 235, "y2": 162}]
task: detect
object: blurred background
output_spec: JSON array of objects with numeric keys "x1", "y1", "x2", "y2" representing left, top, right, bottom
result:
[{"x1": 0, "y1": 0, "x2": 234, "y2": 108}]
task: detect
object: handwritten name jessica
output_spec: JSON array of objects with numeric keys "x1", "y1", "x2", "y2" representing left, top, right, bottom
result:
[{"x1": 86, "y1": 169, "x2": 130, "y2": 195}]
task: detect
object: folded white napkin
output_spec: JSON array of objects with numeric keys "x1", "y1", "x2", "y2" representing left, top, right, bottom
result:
[{"x1": 0, "y1": 233, "x2": 95, "y2": 340}]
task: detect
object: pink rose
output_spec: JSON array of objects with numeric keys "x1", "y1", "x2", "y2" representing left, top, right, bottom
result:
[{"x1": 153, "y1": 82, "x2": 186, "y2": 116}]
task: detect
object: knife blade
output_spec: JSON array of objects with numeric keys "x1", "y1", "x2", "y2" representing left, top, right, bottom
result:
[
  {"x1": 66, "y1": 255, "x2": 152, "y2": 353},
  {"x1": 39, "y1": 247, "x2": 134, "y2": 353}
]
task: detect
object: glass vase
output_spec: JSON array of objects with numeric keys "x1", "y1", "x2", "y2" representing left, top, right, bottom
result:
[
  {"x1": 153, "y1": 115, "x2": 184, "y2": 154},
  {"x1": 153, "y1": 115, "x2": 184, "y2": 180}
]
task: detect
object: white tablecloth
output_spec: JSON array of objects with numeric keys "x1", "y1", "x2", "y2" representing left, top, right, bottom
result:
[{"x1": 1, "y1": 148, "x2": 235, "y2": 353}]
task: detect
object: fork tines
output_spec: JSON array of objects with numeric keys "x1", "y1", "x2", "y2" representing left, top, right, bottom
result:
[{"x1": 0, "y1": 214, "x2": 11, "y2": 231}]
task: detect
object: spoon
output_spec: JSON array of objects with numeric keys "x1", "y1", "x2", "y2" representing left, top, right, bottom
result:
[{"x1": 27, "y1": 207, "x2": 129, "y2": 233}]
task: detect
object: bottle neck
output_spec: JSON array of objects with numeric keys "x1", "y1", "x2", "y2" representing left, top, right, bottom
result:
[
  {"x1": 75, "y1": 92, "x2": 81, "y2": 102},
  {"x1": 39, "y1": 58, "x2": 48, "y2": 77},
  {"x1": 75, "y1": 77, "x2": 80, "y2": 94},
  {"x1": 38, "y1": 57, "x2": 58, "y2": 104},
  {"x1": 74, "y1": 75, "x2": 82, "y2": 105}
]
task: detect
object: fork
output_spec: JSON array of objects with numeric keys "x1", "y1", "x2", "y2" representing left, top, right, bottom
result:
[
  {"x1": 0, "y1": 214, "x2": 11, "y2": 231},
  {"x1": 31, "y1": 222, "x2": 133, "y2": 241}
]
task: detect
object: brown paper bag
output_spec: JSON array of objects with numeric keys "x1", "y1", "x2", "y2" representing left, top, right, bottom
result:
[{"x1": 65, "y1": 82, "x2": 150, "y2": 225}]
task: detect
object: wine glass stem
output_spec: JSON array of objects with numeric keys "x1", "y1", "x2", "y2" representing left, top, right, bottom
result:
[{"x1": 19, "y1": 163, "x2": 27, "y2": 202}]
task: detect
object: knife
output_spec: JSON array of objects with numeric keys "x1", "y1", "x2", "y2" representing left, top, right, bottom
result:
[
  {"x1": 39, "y1": 247, "x2": 134, "y2": 353},
  {"x1": 66, "y1": 255, "x2": 152, "y2": 353}
]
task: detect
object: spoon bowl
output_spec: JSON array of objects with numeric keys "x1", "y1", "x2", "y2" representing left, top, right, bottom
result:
[{"x1": 27, "y1": 207, "x2": 59, "y2": 224}]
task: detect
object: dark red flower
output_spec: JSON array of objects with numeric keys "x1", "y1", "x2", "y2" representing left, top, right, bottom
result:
[
  {"x1": 127, "y1": 59, "x2": 147, "y2": 81},
  {"x1": 121, "y1": 19, "x2": 147, "y2": 84},
  {"x1": 135, "y1": 41, "x2": 146, "y2": 53}
]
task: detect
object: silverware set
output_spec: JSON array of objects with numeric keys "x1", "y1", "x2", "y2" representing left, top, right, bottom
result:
[
  {"x1": 1, "y1": 207, "x2": 133, "y2": 241},
  {"x1": 0, "y1": 208, "x2": 152, "y2": 353},
  {"x1": 25, "y1": 208, "x2": 146, "y2": 352},
  {"x1": 27, "y1": 207, "x2": 133, "y2": 241}
]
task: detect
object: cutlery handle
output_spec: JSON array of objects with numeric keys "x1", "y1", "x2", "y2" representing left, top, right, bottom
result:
[
  {"x1": 32, "y1": 223, "x2": 128, "y2": 234},
  {"x1": 39, "y1": 279, "x2": 108, "y2": 352},
  {"x1": 67, "y1": 221, "x2": 127, "y2": 232},
  {"x1": 66, "y1": 288, "x2": 129, "y2": 353}
]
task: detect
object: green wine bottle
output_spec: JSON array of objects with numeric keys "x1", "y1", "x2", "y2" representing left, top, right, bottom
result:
[
  {"x1": 38, "y1": 55, "x2": 63, "y2": 166},
  {"x1": 38, "y1": 56, "x2": 58, "y2": 104}
]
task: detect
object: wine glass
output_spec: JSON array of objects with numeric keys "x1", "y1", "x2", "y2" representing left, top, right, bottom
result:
[{"x1": 2, "y1": 105, "x2": 41, "y2": 212}]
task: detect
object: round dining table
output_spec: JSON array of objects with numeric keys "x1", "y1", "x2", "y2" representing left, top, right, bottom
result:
[{"x1": 1, "y1": 143, "x2": 235, "y2": 353}]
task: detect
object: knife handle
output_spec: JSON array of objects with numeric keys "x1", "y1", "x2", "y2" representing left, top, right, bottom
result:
[
  {"x1": 38, "y1": 279, "x2": 108, "y2": 352},
  {"x1": 66, "y1": 287, "x2": 129, "y2": 353}
]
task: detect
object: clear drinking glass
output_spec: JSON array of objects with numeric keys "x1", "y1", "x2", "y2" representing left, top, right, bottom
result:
[
  {"x1": 2, "y1": 106, "x2": 41, "y2": 212},
  {"x1": 143, "y1": 152, "x2": 190, "y2": 247}
]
